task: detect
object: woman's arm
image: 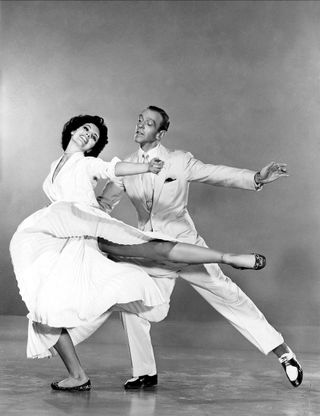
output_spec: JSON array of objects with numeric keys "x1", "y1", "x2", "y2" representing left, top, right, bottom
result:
[{"x1": 114, "y1": 158, "x2": 164, "y2": 177}]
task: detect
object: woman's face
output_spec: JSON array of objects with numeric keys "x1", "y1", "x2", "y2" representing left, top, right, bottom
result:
[{"x1": 70, "y1": 123, "x2": 100, "y2": 152}]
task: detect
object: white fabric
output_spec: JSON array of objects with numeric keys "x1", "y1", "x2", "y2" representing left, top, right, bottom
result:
[
  {"x1": 121, "y1": 313, "x2": 156, "y2": 377},
  {"x1": 98, "y1": 144, "x2": 284, "y2": 376},
  {"x1": 137, "y1": 144, "x2": 160, "y2": 163},
  {"x1": 43, "y1": 153, "x2": 120, "y2": 206},
  {"x1": 141, "y1": 154, "x2": 154, "y2": 211},
  {"x1": 10, "y1": 152, "x2": 168, "y2": 359},
  {"x1": 98, "y1": 145, "x2": 260, "y2": 236}
]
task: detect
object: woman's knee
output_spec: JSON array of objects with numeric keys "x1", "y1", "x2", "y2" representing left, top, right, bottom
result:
[{"x1": 153, "y1": 241, "x2": 176, "y2": 259}]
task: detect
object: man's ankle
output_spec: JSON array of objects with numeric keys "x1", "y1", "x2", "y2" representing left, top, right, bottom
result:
[{"x1": 272, "y1": 343, "x2": 291, "y2": 358}]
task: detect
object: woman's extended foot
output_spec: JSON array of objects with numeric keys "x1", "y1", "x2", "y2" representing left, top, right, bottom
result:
[
  {"x1": 222, "y1": 253, "x2": 266, "y2": 270},
  {"x1": 51, "y1": 376, "x2": 90, "y2": 391}
]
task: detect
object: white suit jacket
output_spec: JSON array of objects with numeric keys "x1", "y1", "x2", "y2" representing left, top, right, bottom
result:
[{"x1": 98, "y1": 144, "x2": 259, "y2": 245}]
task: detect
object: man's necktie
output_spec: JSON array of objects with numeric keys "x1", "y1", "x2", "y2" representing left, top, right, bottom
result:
[{"x1": 141, "y1": 153, "x2": 154, "y2": 211}]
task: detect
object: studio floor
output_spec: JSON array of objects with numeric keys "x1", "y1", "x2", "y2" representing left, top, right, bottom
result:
[{"x1": 0, "y1": 316, "x2": 319, "y2": 416}]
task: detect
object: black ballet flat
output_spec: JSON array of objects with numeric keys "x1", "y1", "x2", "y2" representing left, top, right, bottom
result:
[
  {"x1": 51, "y1": 379, "x2": 91, "y2": 392},
  {"x1": 236, "y1": 253, "x2": 266, "y2": 270}
]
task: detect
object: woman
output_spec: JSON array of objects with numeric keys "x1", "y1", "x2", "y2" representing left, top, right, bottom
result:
[{"x1": 10, "y1": 115, "x2": 265, "y2": 391}]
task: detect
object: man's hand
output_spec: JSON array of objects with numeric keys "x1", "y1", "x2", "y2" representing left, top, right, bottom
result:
[
  {"x1": 255, "y1": 162, "x2": 289, "y2": 185},
  {"x1": 148, "y1": 158, "x2": 164, "y2": 174}
]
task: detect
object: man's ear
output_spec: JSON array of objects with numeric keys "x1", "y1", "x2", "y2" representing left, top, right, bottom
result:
[{"x1": 156, "y1": 130, "x2": 166, "y2": 141}]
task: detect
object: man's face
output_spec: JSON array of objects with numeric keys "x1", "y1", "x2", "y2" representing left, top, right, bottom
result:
[{"x1": 134, "y1": 109, "x2": 163, "y2": 147}]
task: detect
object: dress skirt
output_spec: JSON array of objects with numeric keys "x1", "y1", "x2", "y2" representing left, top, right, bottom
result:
[{"x1": 10, "y1": 201, "x2": 168, "y2": 358}]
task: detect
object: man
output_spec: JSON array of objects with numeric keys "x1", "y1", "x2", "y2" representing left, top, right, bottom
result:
[{"x1": 98, "y1": 105, "x2": 303, "y2": 390}]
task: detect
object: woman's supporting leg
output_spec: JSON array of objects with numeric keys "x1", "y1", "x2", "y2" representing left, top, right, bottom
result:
[
  {"x1": 53, "y1": 328, "x2": 89, "y2": 388},
  {"x1": 98, "y1": 239, "x2": 265, "y2": 270}
]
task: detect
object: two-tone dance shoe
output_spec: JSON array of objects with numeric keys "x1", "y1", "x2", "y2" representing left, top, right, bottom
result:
[
  {"x1": 279, "y1": 351, "x2": 303, "y2": 387},
  {"x1": 124, "y1": 374, "x2": 158, "y2": 390},
  {"x1": 51, "y1": 379, "x2": 91, "y2": 392}
]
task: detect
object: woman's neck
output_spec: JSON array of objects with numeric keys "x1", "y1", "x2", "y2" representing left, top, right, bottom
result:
[
  {"x1": 64, "y1": 142, "x2": 83, "y2": 155},
  {"x1": 64, "y1": 150, "x2": 82, "y2": 155}
]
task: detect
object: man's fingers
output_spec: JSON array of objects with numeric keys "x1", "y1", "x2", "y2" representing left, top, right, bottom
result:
[
  {"x1": 266, "y1": 162, "x2": 288, "y2": 174},
  {"x1": 274, "y1": 163, "x2": 288, "y2": 174}
]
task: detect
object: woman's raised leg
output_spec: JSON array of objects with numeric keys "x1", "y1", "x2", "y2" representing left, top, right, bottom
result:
[{"x1": 98, "y1": 239, "x2": 265, "y2": 270}]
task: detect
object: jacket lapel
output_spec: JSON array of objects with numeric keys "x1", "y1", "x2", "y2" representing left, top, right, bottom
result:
[
  {"x1": 126, "y1": 151, "x2": 149, "y2": 210},
  {"x1": 153, "y1": 145, "x2": 170, "y2": 208}
]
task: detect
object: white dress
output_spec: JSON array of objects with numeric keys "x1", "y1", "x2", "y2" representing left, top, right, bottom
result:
[{"x1": 10, "y1": 152, "x2": 166, "y2": 358}]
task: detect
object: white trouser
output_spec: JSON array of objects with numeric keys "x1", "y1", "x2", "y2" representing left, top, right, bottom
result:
[{"x1": 122, "y1": 262, "x2": 284, "y2": 377}]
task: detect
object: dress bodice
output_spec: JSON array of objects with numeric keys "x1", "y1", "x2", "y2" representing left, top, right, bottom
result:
[{"x1": 43, "y1": 152, "x2": 119, "y2": 207}]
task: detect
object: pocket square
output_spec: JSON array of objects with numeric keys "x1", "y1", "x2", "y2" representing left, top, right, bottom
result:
[{"x1": 164, "y1": 177, "x2": 176, "y2": 183}]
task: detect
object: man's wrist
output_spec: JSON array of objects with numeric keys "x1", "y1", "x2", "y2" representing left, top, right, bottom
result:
[
  {"x1": 254, "y1": 171, "x2": 264, "y2": 189},
  {"x1": 254, "y1": 171, "x2": 262, "y2": 184}
]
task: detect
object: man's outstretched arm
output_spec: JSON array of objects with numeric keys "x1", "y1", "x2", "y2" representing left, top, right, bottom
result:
[{"x1": 184, "y1": 152, "x2": 288, "y2": 191}]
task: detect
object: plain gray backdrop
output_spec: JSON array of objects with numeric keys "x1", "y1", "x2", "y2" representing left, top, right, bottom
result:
[{"x1": 1, "y1": 1, "x2": 319, "y2": 330}]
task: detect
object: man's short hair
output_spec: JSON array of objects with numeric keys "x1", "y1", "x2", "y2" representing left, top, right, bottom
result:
[{"x1": 147, "y1": 105, "x2": 170, "y2": 132}]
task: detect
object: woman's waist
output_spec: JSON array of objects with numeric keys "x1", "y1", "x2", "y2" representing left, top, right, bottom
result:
[
  {"x1": 15, "y1": 201, "x2": 108, "y2": 233},
  {"x1": 49, "y1": 198, "x2": 100, "y2": 208}
]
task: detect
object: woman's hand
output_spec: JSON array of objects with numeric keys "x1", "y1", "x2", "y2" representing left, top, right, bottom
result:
[{"x1": 148, "y1": 158, "x2": 164, "y2": 174}]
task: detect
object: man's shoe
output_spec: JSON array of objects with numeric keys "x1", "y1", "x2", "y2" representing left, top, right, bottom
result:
[
  {"x1": 124, "y1": 374, "x2": 158, "y2": 390},
  {"x1": 51, "y1": 379, "x2": 91, "y2": 392},
  {"x1": 279, "y1": 352, "x2": 303, "y2": 387}
]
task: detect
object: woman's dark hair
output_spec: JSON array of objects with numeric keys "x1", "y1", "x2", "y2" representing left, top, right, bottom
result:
[{"x1": 61, "y1": 115, "x2": 108, "y2": 157}]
